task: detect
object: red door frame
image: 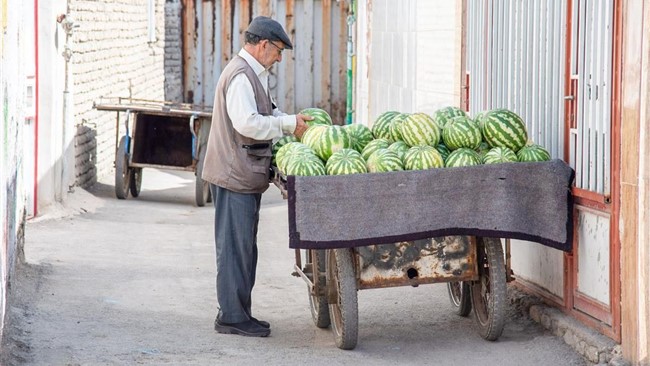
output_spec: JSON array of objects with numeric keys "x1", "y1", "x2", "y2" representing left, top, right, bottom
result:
[{"x1": 562, "y1": 0, "x2": 622, "y2": 342}]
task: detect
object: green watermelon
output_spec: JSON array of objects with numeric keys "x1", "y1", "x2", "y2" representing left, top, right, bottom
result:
[
  {"x1": 344, "y1": 123, "x2": 374, "y2": 153},
  {"x1": 272, "y1": 135, "x2": 299, "y2": 165},
  {"x1": 445, "y1": 148, "x2": 482, "y2": 168},
  {"x1": 442, "y1": 116, "x2": 482, "y2": 150},
  {"x1": 475, "y1": 141, "x2": 491, "y2": 158},
  {"x1": 517, "y1": 144, "x2": 551, "y2": 162},
  {"x1": 433, "y1": 106, "x2": 467, "y2": 130},
  {"x1": 481, "y1": 109, "x2": 528, "y2": 152},
  {"x1": 361, "y1": 138, "x2": 391, "y2": 161},
  {"x1": 436, "y1": 144, "x2": 451, "y2": 162},
  {"x1": 390, "y1": 113, "x2": 410, "y2": 142},
  {"x1": 473, "y1": 110, "x2": 489, "y2": 130},
  {"x1": 483, "y1": 146, "x2": 518, "y2": 164},
  {"x1": 325, "y1": 148, "x2": 367, "y2": 175},
  {"x1": 284, "y1": 154, "x2": 326, "y2": 176},
  {"x1": 387, "y1": 141, "x2": 410, "y2": 162},
  {"x1": 313, "y1": 125, "x2": 353, "y2": 161},
  {"x1": 299, "y1": 108, "x2": 333, "y2": 127},
  {"x1": 301, "y1": 124, "x2": 328, "y2": 149},
  {"x1": 366, "y1": 148, "x2": 404, "y2": 173},
  {"x1": 275, "y1": 142, "x2": 317, "y2": 173},
  {"x1": 371, "y1": 111, "x2": 399, "y2": 142},
  {"x1": 400, "y1": 113, "x2": 441, "y2": 147},
  {"x1": 404, "y1": 145, "x2": 444, "y2": 170}
]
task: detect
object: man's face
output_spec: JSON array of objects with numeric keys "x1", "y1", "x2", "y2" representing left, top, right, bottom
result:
[{"x1": 260, "y1": 39, "x2": 284, "y2": 68}]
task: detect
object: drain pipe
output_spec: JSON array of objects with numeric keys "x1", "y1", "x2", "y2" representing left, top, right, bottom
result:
[
  {"x1": 57, "y1": 13, "x2": 78, "y2": 198},
  {"x1": 345, "y1": 0, "x2": 356, "y2": 125},
  {"x1": 33, "y1": 0, "x2": 39, "y2": 215}
]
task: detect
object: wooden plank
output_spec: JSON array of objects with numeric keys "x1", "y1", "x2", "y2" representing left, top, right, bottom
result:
[
  {"x1": 284, "y1": 0, "x2": 295, "y2": 112},
  {"x1": 321, "y1": 0, "x2": 331, "y2": 110},
  {"x1": 181, "y1": 0, "x2": 197, "y2": 103},
  {"x1": 221, "y1": 0, "x2": 233, "y2": 67},
  {"x1": 258, "y1": 0, "x2": 271, "y2": 16},
  {"x1": 240, "y1": 0, "x2": 251, "y2": 44}
]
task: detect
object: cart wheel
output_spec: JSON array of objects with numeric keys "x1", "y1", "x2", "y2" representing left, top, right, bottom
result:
[
  {"x1": 470, "y1": 237, "x2": 507, "y2": 341},
  {"x1": 129, "y1": 168, "x2": 142, "y2": 198},
  {"x1": 115, "y1": 136, "x2": 131, "y2": 200},
  {"x1": 447, "y1": 281, "x2": 472, "y2": 317},
  {"x1": 195, "y1": 155, "x2": 210, "y2": 207},
  {"x1": 327, "y1": 248, "x2": 358, "y2": 350},
  {"x1": 307, "y1": 249, "x2": 331, "y2": 328}
]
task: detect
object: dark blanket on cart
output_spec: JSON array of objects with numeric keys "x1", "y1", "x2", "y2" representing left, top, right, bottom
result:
[{"x1": 286, "y1": 159, "x2": 574, "y2": 252}]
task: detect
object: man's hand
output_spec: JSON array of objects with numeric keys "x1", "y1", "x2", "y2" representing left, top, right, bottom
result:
[{"x1": 294, "y1": 114, "x2": 312, "y2": 139}]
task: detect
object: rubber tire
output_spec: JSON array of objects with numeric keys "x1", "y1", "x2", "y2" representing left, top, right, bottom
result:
[
  {"x1": 307, "y1": 249, "x2": 331, "y2": 328},
  {"x1": 195, "y1": 155, "x2": 210, "y2": 207},
  {"x1": 115, "y1": 136, "x2": 131, "y2": 200},
  {"x1": 447, "y1": 281, "x2": 472, "y2": 317},
  {"x1": 470, "y1": 237, "x2": 507, "y2": 341},
  {"x1": 129, "y1": 168, "x2": 142, "y2": 198},
  {"x1": 327, "y1": 248, "x2": 358, "y2": 350}
]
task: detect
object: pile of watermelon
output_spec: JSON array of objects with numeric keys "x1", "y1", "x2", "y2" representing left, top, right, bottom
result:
[{"x1": 272, "y1": 106, "x2": 551, "y2": 176}]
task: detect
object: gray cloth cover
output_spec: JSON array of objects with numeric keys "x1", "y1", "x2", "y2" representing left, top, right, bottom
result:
[{"x1": 286, "y1": 159, "x2": 574, "y2": 252}]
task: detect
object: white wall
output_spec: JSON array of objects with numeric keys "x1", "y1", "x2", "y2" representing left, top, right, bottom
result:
[
  {"x1": 355, "y1": 0, "x2": 463, "y2": 126},
  {"x1": 0, "y1": 0, "x2": 29, "y2": 337}
]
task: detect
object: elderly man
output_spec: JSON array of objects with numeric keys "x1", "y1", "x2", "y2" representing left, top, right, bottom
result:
[{"x1": 201, "y1": 16, "x2": 311, "y2": 337}]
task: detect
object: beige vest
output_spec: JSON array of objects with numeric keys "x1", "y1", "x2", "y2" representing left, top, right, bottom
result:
[{"x1": 202, "y1": 55, "x2": 273, "y2": 194}]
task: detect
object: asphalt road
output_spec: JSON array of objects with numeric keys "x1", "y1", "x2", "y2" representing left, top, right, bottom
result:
[{"x1": 4, "y1": 169, "x2": 589, "y2": 365}]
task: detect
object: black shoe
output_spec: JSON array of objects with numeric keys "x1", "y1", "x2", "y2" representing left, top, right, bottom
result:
[
  {"x1": 214, "y1": 319, "x2": 271, "y2": 337},
  {"x1": 250, "y1": 317, "x2": 270, "y2": 329}
]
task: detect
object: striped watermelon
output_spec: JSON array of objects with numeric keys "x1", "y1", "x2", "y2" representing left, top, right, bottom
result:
[
  {"x1": 475, "y1": 141, "x2": 491, "y2": 158},
  {"x1": 299, "y1": 108, "x2": 333, "y2": 127},
  {"x1": 272, "y1": 135, "x2": 299, "y2": 165},
  {"x1": 442, "y1": 116, "x2": 482, "y2": 150},
  {"x1": 436, "y1": 144, "x2": 451, "y2": 162},
  {"x1": 275, "y1": 142, "x2": 318, "y2": 173},
  {"x1": 517, "y1": 144, "x2": 551, "y2": 162},
  {"x1": 390, "y1": 113, "x2": 410, "y2": 142},
  {"x1": 301, "y1": 124, "x2": 328, "y2": 149},
  {"x1": 474, "y1": 110, "x2": 489, "y2": 130},
  {"x1": 371, "y1": 111, "x2": 399, "y2": 142},
  {"x1": 361, "y1": 138, "x2": 391, "y2": 161},
  {"x1": 400, "y1": 113, "x2": 441, "y2": 147},
  {"x1": 366, "y1": 148, "x2": 404, "y2": 173},
  {"x1": 344, "y1": 123, "x2": 374, "y2": 153},
  {"x1": 284, "y1": 154, "x2": 326, "y2": 176},
  {"x1": 445, "y1": 148, "x2": 482, "y2": 168},
  {"x1": 404, "y1": 145, "x2": 444, "y2": 170},
  {"x1": 387, "y1": 141, "x2": 410, "y2": 162},
  {"x1": 325, "y1": 148, "x2": 367, "y2": 175},
  {"x1": 433, "y1": 106, "x2": 467, "y2": 130},
  {"x1": 483, "y1": 146, "x2": 518, "y2": 164},
  {"x1": 313, "y1": 125, "x2": 353, "y2": 161},
  {"x1": 481, "y1": 109, "x2": 528, "y2": 152}
]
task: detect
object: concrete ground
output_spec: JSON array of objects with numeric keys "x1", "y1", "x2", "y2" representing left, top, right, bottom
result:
[{"x1": 3, "y1": 168, "x2": 592, "y2": 365}]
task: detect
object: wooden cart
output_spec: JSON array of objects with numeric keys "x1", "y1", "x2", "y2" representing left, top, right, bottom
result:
[
  {"x1": 272, "y1": 171, "x2": 508, "y2": 350},
  {"x1": 94, "y1": 98, "x2": 213, "y2": 206}
]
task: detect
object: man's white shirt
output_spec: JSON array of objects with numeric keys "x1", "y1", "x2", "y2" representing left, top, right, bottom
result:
[{"x1": 226, "y1": 48, "x2": 296, "y2": 141}]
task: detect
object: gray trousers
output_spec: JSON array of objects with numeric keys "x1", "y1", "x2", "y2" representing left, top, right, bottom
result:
[{"x1": 210, "y1": 184, "x2": 262, "y2": 324}]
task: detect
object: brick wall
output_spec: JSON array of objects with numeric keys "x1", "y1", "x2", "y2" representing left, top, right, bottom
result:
[
  {"x1": 164, "y1": 0, "x2": 183, "y2": 102},
  {"x1": 70, "y1": 0, "x2": 167, "y2": 187}
]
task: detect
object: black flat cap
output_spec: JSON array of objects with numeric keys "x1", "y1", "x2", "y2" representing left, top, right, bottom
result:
[{"x1": 246, "y1": 16, "x2": 293, "y2": 50}]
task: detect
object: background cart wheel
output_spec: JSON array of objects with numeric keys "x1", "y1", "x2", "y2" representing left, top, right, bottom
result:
[
  {"x1": 115, "y1": 136, "x2": 131, "y2": 199},
  {"x1": 470, "y1": 237, "x2": 507, "y2": 341},
  {"x1": 129, "y1": 168, "x2": 142, "y2": 198},
  {"x1": 327, "y1": 248, "x2": 358, "y2": 350},
  {"x1": 195, "y1": 154, "x2": 210, "y2": 207},
  {"x1": 447, "y1": 281, "x2": 472, "y2": 317},
  {"x1": 307, "y1": 249, "x2": 331, "y2": 328}
]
